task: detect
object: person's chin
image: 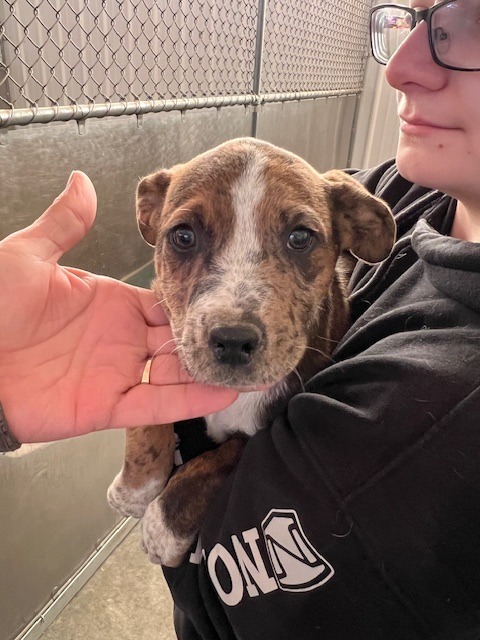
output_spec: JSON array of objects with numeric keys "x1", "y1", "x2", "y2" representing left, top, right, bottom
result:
[{"x1": 395, "y1": 141, "x2": 447, "y2": 190}]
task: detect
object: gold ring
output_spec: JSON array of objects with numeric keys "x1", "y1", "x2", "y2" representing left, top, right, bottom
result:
[{"x1": 141, "y1": 358, "x2": 153, "y2": 384}]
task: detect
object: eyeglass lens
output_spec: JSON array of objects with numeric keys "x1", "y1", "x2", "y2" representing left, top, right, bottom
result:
[{"x1": 371, "y1": 0, "x2": 480, "y2": 71}]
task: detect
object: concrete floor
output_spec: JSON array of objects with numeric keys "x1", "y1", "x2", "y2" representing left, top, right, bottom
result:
[{"x1": 41, "y1": 524, "x2": 176, "y2": 640}]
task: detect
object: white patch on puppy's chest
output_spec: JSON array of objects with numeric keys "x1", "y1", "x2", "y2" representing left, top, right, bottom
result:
[
  {"x1": 205, "y1": 391, "x2": 268, "y2": 442},
  {"x1": 205, "y1": 381, "x2": 288, "y2": 442}
]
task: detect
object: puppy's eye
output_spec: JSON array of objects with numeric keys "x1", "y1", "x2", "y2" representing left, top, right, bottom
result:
[
  {"x1": 170, "y1": 226, "x2": 196, "y2": 251},
  {"x1": 287, "y1": 227, "x2": 315, "y2": 252}
]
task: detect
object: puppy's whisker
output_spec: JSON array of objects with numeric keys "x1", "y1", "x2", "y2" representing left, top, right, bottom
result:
[
  {"x1": 152, "y1": 338, "x2": 178, "y2": 358},
  {"x1": 164, "y1": 346, "x2": 181, "y2": 359},
  {"x1": 163, "y1": 353, "x2": 188, "y2": 379},
  {"x1": 284, "y1": 362, "x2": 305, "y2": 393},
  {"x1": 294, "y1": 368, "x2": 306, "y2": 393},
  {"x1": 293, "y1": 344, "x2": 336, "y2": 364},
  {"x1": 150, "y1": 298, "x2": 167, "y2": 311},
  {"x1": 314, "y1": 331, "x2": 341, "y2": 345}
]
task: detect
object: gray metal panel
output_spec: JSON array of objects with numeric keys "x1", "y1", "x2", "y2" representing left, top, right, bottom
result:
[
  {"x1": 257, "y1": 95, "x2": 358, "y2": 172},
  {"x1": 0, "y1": 432, "x2": 125, "y2": 640},
  {"x1": 350, "y1": 57, "x2": 399, "y2": 169},
  {"x1": 0, "y1": 105, "x2": 253, "y2": 278}
]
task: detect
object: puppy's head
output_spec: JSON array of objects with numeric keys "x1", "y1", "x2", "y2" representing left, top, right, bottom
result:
[{"x1": 137, "y1": 138, "x2": 395, "y2": 387}]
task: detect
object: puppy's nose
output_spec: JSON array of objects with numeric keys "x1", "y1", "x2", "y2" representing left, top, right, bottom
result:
[{"x1": 209, "y1": 325, "x2": 260, "y2": 366}]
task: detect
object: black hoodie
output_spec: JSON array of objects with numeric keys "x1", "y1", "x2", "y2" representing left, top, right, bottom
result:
[{"x1": 165, "y1": 160, "x2": 480, "y2": 640}]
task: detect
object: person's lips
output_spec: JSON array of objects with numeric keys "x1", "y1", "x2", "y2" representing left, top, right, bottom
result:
[{"x1": 399, "y1": 115, "x2": 460, "y2": 135}]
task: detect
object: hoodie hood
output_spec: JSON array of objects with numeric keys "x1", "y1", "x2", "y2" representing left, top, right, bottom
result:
[{"x1": 412, "y1": 219, "x2": 480, "y2": 314}]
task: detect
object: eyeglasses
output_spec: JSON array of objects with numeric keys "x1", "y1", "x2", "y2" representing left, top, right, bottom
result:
[{"x1": 370, "y1": 0, "x2": 480, "y2": 71}]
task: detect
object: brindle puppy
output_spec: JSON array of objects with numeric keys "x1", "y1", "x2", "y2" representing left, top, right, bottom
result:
[{"x1": 108, "y1": 138, "x2": 396, "y2": 567}]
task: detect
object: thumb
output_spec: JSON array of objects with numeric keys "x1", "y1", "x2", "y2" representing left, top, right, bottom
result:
[{"x1": 15, "y1": 171, "x2": 97, "y2": 263}]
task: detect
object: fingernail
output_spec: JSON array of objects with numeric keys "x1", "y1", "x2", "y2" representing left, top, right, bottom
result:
[{"x1": 65, "y1": 171, "x2": 76, "y2": 190}]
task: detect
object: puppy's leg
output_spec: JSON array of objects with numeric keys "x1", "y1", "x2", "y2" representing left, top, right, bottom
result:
[
  {"x1": 107, "y1": 424, "x2": 176, "y2": 518},
  {"x1": 141, "y1": 436, "x2": 247, "y2": 567}
]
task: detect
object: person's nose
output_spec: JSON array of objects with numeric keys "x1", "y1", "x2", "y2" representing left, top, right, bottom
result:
[{"x1": 385, "y1": 20, "x2": 448, "y2": 92}]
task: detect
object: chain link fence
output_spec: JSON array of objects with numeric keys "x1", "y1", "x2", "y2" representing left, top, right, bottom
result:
[
  {"x1": 0, "y1": 0, "x2": 372, "y2": 128},
  {"x1": 262, "y1": 0, "x2": 371, "y2": 98}
]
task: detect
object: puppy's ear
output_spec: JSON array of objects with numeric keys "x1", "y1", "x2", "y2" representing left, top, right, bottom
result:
[
  {"x1": 323, "y1": 170, "x2": 396, "y2": 264},
  {"x1": 136, "y1": 169, "x2": 174, "y2": 246}
]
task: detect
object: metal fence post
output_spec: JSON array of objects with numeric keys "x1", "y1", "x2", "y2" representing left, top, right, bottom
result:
[{"x1": 251, "y1": 0, "x2": 267, "y2": 139}]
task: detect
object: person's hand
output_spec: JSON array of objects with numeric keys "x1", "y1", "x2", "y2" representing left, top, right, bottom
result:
[{"x1": 0, "y1": 172, "x2": 238, "y2": 444}]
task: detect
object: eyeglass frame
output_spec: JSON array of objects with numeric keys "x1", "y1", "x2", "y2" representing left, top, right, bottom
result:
[{"x1": 370, "y1": 0, "x2": 480, "y2": 72}]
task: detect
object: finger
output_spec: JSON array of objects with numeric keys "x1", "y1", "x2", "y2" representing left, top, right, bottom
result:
[
  {"x1": 14, "y1": 171, "x2": 97, "y2": 263},
  {"x1": 110, "y1": 383, "x2": 239, "y2": 429}
]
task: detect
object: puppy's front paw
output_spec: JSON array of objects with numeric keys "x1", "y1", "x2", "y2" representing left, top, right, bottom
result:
[
  {"x1": 107, "y1": 472, "x2": 168, "y2": 519},
  {"x1": 141, "y1": 495, "x2": 196, "y2": 567}
]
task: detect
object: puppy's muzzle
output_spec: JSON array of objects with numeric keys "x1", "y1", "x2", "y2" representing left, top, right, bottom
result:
[{"x1": 209, "y1": 324, "x2": 262, "y2": 367}]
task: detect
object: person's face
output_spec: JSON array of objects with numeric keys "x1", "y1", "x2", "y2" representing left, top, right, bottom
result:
[{"x1": 385, "y1": 0, "x2": 480, "y2": 202}]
